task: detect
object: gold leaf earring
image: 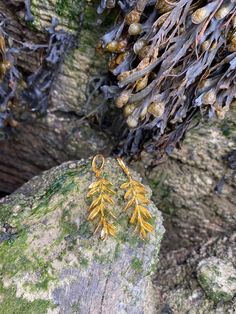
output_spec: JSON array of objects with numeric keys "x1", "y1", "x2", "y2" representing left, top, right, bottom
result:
[
  {"x1": 87, "y1": 155, "x2": 116, "y2": 240},
  {"x1": 117, "y1": 158, "x2": 154, "y2": 239}
]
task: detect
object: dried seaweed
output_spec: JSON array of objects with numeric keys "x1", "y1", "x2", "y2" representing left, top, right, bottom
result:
[
  {"x1": 22, "y1": 18, "x2": 73, "y2": 114},
  {"x1": 98, "y1": 0, "x2": 236, "y2": 159},
  {"x1": 0, "y1": 14, "x2": 73, "y2": 138},
  {"x1": 24, "y1": 0, "x2": 34, "y2": 22},
  {"x1": 0, "y1": 26, "x2": 20, "y2": 139}
]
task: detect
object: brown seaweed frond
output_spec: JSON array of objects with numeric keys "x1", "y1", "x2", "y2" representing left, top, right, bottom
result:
[
  {"x1": 0, "y1": 15, "x2": 73, "y2": 138},
  {"x1": 117, "y1": 158, "x2": 154, "y2": 239},
  {"x1": 87, "y1": 155, "x2": 116, "y2": 240},
  {"x1": 98, "y1": 0, "x2": 236, "y2": 158},
  {"x1": 0, "y1": 34, "x2": 10, "y2": 82}
]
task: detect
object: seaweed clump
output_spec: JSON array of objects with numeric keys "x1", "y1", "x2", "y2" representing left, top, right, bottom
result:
[
  {"x1": 98, "y1": 0, "x2": 236, "y2": 158},
  {"x1": 0, "y1": 12, "x2": 73, "y2": 139}
]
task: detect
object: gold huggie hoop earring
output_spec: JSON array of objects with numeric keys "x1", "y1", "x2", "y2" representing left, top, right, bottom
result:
[
  {"x1": 117, "y1": 158, "x2": 154, "y2": 239},
  {"x1": 87, "y1": 155, "x2": 116, "y2": 240}
]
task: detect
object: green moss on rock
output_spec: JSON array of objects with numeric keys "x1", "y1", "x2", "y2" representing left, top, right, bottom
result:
[
  {"x1": 31, "y1": 0, "x2": 87, "y2": 31},
  {"x1": 131, "y1": 258, "x2": 143, "y2": 272},
  {"x1": 0, "y1": 282, "x2": 54, "y2": 314},
  {"x1": 0, "y1": 230, "x2": 29, "y2": 276},
  {"x1": 197, "y1": 257, "x2": 236, "y2": 303},
  {"x1": 0, "y1": 204, "x2": 12, "y2": 225}
]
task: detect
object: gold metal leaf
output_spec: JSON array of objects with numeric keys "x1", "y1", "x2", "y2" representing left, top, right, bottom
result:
[
  {"x1": 101, "y1": 178, "x2": 113, "y2": 186},
  {"x1": 131, "y1": 186, "x2": 147, "y2": 194},
  {"x1": 139, "y1": 205, "x2": 152, "y2": 219},
  {"x1": 88, "y1": 181, "x2": 100, "y2": 189},
  {"x1": 90, "y1": 196, "x2": 102, "y2": 209},
  {"x1": 142, "y1": 221, "x2": 154, "y2": 233},
  {"x1": 130, "y1": 208, "x2": 138, "y2": 224},
  {"x1": 88, "y1": 204, "x2": 102, "y2": 220},
  {"x1": 87, "y1": 187, "x2": 99, "y2": 197},
  {"x1": 107, "y1": 223, "x2": 116, "y2": 236},
  {"x1": 120, "y1": 182, "x2": 131, "y2": 189},
  {"x1": 103, "y1": 194, "x2": 115, "y2": 205},
  {"x1": 117, "y1": 157, "x2": 154, "y2": 239},
  {"x1": 102, "y1": 186, "x2": 116, "y2": 195},
  {"x1": 140, "y1": 228, "x2": 147, "y2": 239},
  {"x1": 124, "y1": 197, "x2": 136, "y2": 210},
  {"x1": 132, "y1": 180, "x2": 146, "y2": 189},
  {"x1": 87, "y1": 155, "x2": 116, "y2": 240},
  {"x1": 135, "y1": 194, "x2": 150, "y2": 204},
  {"x1": 124, "y1": 188, "x2": 133, "y2": 200}
]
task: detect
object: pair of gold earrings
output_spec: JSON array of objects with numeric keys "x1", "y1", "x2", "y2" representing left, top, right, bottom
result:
[{"x1": 86, "y1": 155, "x2": 154, "y2": 240}]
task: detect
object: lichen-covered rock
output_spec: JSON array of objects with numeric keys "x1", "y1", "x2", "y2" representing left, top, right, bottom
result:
[
  {"x1": 135, "y1": 90, "x2": 236, "y2": 314},
  {"x1": 0, "y1": 0, "x2": 113, "y2": 194},
  {"x1": 0, "y1": 158, "x2": 164, "y2": 314},
  {"x1": 31, "y1": 0, "x2": 109, "y2": 116},
  {"x1": 154, "y1": 233, "x2": 236, "y2": 313},
  {"x1": 145, "y1": 110, "x2": 236, "y2": 249},
  {"x1": 31, "y1": 0, "x2": 87, "y2": 33},
  {"x1": 197, "y1": 257, "x2": 236, "y2": 303}
]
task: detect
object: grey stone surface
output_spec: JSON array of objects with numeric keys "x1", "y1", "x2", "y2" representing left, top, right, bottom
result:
[
  {"x1": 154, "y1": 233, "x2": 236, "y2": 313},
  {"x1": 197, "y1": 257, "x2": 236, "y2": 303},
  {"x1": 0, "y1": 158, "x2": 164, "y2": 313},
  {"x1": 143, "y1": 110, "x2": 236, "y2": 249}
]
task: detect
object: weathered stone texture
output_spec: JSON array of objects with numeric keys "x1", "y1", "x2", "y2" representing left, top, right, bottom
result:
[{"x1": 0, "y1": 158, "x2": 164, "y2": 314}]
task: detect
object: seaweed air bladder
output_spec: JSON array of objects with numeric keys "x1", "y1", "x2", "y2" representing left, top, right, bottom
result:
[{"x1": 98, "y1": 0, "x2": 236, "y2": 157}]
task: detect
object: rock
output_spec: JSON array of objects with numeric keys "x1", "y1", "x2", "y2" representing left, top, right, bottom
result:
[
  {"x1": 197, "y1": 257, "x2": 236, "y2": 303},
  {"x1": 154, "y1": 233, "x2": 236, "y2": 313},
  {"x1": 136, "y1": 86, "x2": 236, "y2": 314},
  {"x1": 0, "y1": 0, "x2": 113, "y2": 194},
  {"x1": 148, "y1": 112, "x2": 236, "y2": 311},
  {"x1": 145, "y1": 111, "x2": 236, "y2": 250},
  {"x1": 0, "y1": 158, "x2": 164, "y2": 313}
]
